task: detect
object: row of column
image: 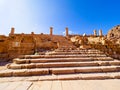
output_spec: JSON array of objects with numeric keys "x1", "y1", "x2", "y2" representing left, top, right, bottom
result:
[
  {"x1": 9, "y1": 27, "x2": 103, "y2": 36},
  {"x1": 94, "y1": 30, "x2": 103, "y2": 36},
  {"x1": 50, "y1": 27, "x2": 68, "y2": 36},
  {"x1": 50, "y1": 27, "x2": 103, "y2": 36}
]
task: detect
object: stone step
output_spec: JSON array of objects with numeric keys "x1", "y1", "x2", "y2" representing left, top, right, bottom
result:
[
  {"x1": 19, "y1": 54, "x2": 107, "y2": 59},
  {"x1": 44, "y1": 72, "x2": 120, "y2": 80},
  {"x1": 13, "y1": 57, "x2": 113, "y2": 64},
  {"x1": 1, "y1": 72, "x2": 120, "y2": 81},
  {"x1": 46, "y1": 52, "x2": 104, "y2": 55},
  {"x1": 0, "y1": 68, "x2": 49, "y2": 77},
  {"x1": 1, "y1": 66, "x2": 120, "y2": 77},
  {"x1": 50, "y1": 66, "x2": 120, "y2": 74},
  {"x1": 8, "y1": 61, "x2": 120, "y2": 69},
  {"x1": 55, "y1": 49, "x2": 102, "y2": 52}
]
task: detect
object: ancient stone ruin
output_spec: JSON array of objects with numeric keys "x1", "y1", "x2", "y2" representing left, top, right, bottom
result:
[{"x1": 0, "y1": 25, "x2": 120, "y2": 80}]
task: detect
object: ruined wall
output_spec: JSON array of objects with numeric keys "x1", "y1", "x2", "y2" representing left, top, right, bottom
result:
[
  {"x1": 0, "y1": 33, "x2": 75, "y2": 61},
  {"x1": 0, "y1": 26, "x2": 120, "y2": 61},
  {"x1": 7, "y1": 34, "x2": 35, "y2": 59},
  {"x1": 0, "y1": 35, "x2": 9, "y2": 61},
  {"x1": 70, "y1": 35, "x2": 120, "y2": 59},
  {"x1": 107, "y1": 25, "x2": 120, "y2": 44}
]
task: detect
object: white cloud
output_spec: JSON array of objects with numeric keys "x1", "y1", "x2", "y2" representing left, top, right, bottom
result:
[{"x1": 62, "y1": 30, "x2": 74, "y2": 36}]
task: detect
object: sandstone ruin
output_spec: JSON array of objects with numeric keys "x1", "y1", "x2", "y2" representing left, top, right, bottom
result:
[{"x1": 0, "y1": 25, "x2": 120, "y2": 80}]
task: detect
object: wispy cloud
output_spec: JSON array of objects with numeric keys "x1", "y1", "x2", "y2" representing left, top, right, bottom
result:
[{"x1": 62, "y1": 30, "x2": 74, "y2": 36}]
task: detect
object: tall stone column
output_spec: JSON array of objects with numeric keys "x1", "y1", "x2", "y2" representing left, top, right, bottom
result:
[
  {"x1": 99, "y1": 30, "x2": 103, "y2": 36},
  {"x1": 10, "y1": 27, "x2": 15, "y2": 35},
  {"x1": 65, "y1": 27, "x2": 68, "y2": 36},
  {"x1": 93, "y1": 30, "x2": 97, "y2": 36},
  {"x1": 50, "y1": 27, "x2": 53, "y2": 35}
]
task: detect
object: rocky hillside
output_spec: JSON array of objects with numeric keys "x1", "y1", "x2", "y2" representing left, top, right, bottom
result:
[{"x1": 107, "y1": 25, "x2": 120, "y2": 44}]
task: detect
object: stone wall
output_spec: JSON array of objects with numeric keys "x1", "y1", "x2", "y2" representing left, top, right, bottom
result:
[{"x1": 0, "y1": 34, "x2": 75, "y2": 62}]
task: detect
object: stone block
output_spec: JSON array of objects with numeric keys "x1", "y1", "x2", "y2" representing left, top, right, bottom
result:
[
  {"x1": 102, "y1": 66, "x2": 118, "y2": 72},
  {"x1": 7, "y1": 64, "x2": 21, "y2": 69},
  {"x1": 13, "y1": 58, "x2": 26, "y2": 64},
  {"x1": 109, "y1": 61, "x2": 120, "y2": 66},
  {"x1": 28, "y1": 69, "x2": 49, "y2": 75},
  {"x1": 0, "y1": 70, "x2": 12, "y2": 77},
  {"x1": 75, "y1": 68, "x2": 102, "y2": 73},
  {"x1": 35, "y1": 63, "x2": 43, "y2": 68},
  {"x1": 51, "y1": 68, "x2": 75, "y2": 74},
  {"x1": 12, "y1": 70, "x2": 27, "y2": 76},
  {"x1": 24, "y1": 63, "x2": 36, "y2": 69}
]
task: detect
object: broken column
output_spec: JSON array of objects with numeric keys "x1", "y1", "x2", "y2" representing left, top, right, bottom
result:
[
  {"x1": 99, "y1": 30, "x2": 103, "y2": 36},
  {"x1": 93, "y1": 30, "x2": 97, "y2": 36},
  {"x1": 50, "y1": 27, "x2": 53, "y2": 35},
  {"x1": 65, "y1": 27, "x2": 69, "y2": 36},
  {"x1": 31, "y1": 32, "x2": 34, "y2": 35},
  {"x1": 10, "y1": 27, "x2": 15, "y2": 35}
]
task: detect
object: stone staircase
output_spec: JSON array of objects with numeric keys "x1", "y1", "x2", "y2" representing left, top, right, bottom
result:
[{"x1": 0, "y1": 47, "x2": 120, "y2": 80}]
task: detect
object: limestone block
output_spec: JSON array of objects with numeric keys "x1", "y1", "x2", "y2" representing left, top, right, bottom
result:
[
  {"x1": 109, "y1": 61, "x2": 120, "y2": 65},
  {"x1": 13, "y1": 58, "x2": 26, "y2": 64},
  {"x1": 82, "y1": 75, "x2": 112, "y2": 80},
  {"x1": 7, "y1": 64, "x2": 21, "y2": 69},
  {"x1": 75, "y1": 68, "x2": 102, "y2": 73},
  {"x1": 0, "y1": 70, "x2": 12, "y2": 77},
  {"x1": 102, "y1": 66, "x2": 118, "y2": 72},
  {"x1": 98, "y1": 61, "x2": 110, "y2": 66},
  {"x1": 36, "y1": 63, "x2": 43, "y2": 68},
  {"x1": 28, "y1": 69, "x2": 49, "y2": 75},
  {"x1": 24, "y1": 63, "x2": 36, "y2": 69},
  {"x1": 51, "y1": 68, "x2": 75, "y2": 74},
  {"x1": 12, "y1": 70, "x2": 27, "y2": 76}
]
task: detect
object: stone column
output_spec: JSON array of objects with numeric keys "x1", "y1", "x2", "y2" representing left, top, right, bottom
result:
[
  {"x1": 93, "y1": 30, "x2": 97, "y2": 36},
  {"x1": 99, "y1": 30, "x2": 103, "y2": 36},
  {"x1": 65, "y1": 27, "x2": 68, "y2": 36},
  {"x1": 10, "y1": 27, "x2": 15, "y2": 35},
  {"x1": 31, "y1": 32, "x2": 34, "y2": 35},
  {"x1": 50, "y1": 27, "x2": 53, "y2": 35}
]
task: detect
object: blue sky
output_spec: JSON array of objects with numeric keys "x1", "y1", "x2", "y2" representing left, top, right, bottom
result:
[{"x1": 0, "y1": 0, "x2": 120, "y2": 35}]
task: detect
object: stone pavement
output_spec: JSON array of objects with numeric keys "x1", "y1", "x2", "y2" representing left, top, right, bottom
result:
[{"x1": 0, "y1": 80, "x2": 120, "y2": 90}]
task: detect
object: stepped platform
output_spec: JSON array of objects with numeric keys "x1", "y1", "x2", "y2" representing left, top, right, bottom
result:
[
  {"x1": 19, "y1": 54, "x2": 107, "y2": 59},
  {"x1": 13, "y1": 57, "x2": 113, "y2": 64},
  {"x1": 0, "y1": 48, "x2": 120, "y2": 80}
]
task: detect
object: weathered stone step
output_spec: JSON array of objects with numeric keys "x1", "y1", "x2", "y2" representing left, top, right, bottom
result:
[
  {"x1": 55, "y1": 49, "x2": 102, "y2": 52},
  {"x1": 50, "y1": 66, "x2": 120, "y2": 74},
  {"x1": 0, "y1": 68, "x2": 49, "y2": 77},
  {"x1": 8, "y1": 61, "x2": 120, "y2": 69},
  {"x1": 19, "y1": 54, "x2": 107, "y2": 59},
  {"x1": 13, "y1": 57, "x2": 113, "y2": 64},
  {"x1": 46, "y1": 72, "x2": 120, "y2": 80},
  {"x1": 39, "y1": 72, "x2": 120, "y2": 81},
  {"x1": 46, "y1": 52, "x2": 104, "y2": 55},
  {"x1": 1, "y1": 66, "x2": 120, "y2": 77},
  {"x1": 1, "y1": 72, "x2": 120, "y2": 81}
]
